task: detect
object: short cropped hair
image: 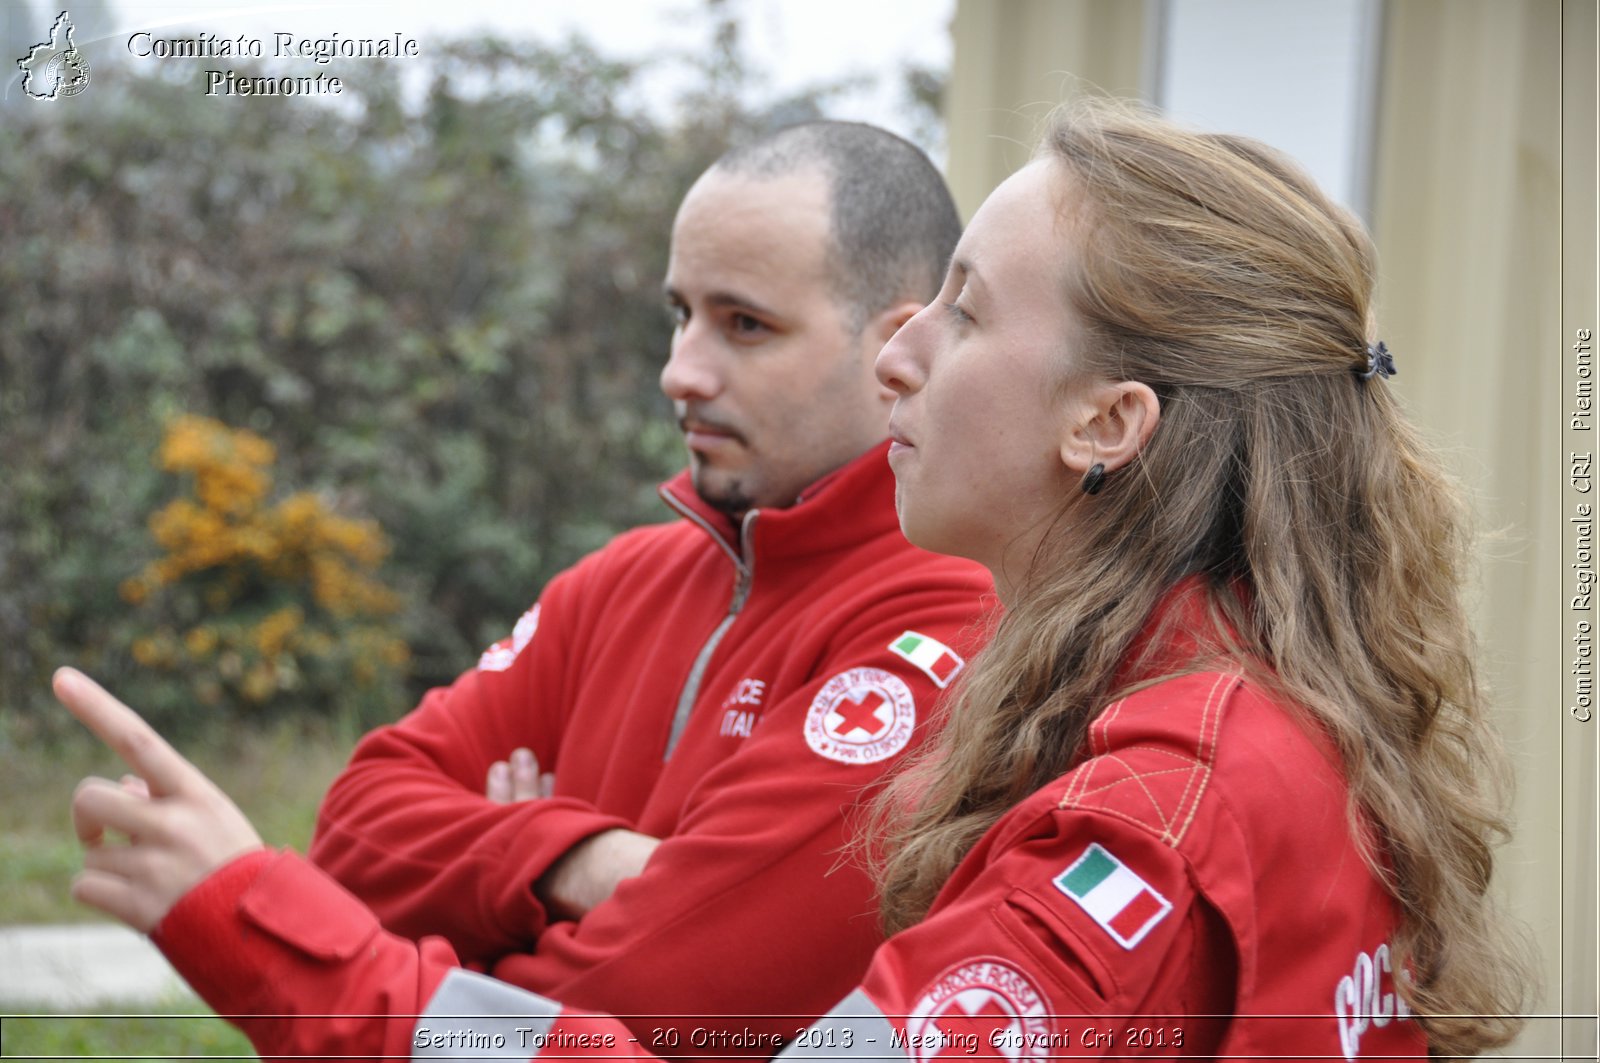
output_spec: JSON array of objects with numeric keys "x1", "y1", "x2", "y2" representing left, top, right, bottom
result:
[{"x1": 713, "y1": 121, "x2": 961, "y2": 328}]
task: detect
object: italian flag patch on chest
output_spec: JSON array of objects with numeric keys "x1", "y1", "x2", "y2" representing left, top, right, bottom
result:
[
  {"x1": 888, "y1": 631, "x2": 964, "y2": 688},
  {"x1": 1053, "y1": 843, "x2": 1173, "y2": 949}
]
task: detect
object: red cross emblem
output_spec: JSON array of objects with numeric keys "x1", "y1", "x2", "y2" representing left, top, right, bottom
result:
[
  {"x1": 928, "y1": 996, "x2": 1017, "y2": 1060},
  {"x1": 830, "y1": 691, "x2": 889, "y2": 738}
]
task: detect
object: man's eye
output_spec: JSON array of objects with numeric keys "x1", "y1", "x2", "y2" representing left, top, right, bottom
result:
[
  {"x1": 667, "y1": 303, "x2": 689, "y2": 327},
  {"x1": 730, "y1": 313, "x2": 766, "y2": 335},
  {"x1": 945, "y1": 301, "x2": 974, "y2": 325}
]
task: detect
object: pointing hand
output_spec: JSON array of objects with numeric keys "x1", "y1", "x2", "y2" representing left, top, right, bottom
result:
[{"x1": 54, "y1": 667, "x2": 264, "y2": 933}]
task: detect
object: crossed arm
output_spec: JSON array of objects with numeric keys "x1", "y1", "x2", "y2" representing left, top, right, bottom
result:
[{"x1": 483, "y1": 748, "x2": 659, "y2": 922}]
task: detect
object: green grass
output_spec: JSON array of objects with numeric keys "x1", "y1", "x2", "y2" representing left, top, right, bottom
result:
[
  {"x1": 0, "y1": 717, "x2": 361, "y2": 1059},
  {"x1": 0, "y1": 1001, "x2": 255, "y2": 1059},
  {"x1": 0, "y1": 717, "x2": 354, "y2": 926}
]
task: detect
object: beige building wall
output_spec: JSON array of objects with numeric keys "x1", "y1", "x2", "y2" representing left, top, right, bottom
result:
[
  {"x1": 1369, "y1": 3, "x2": 1583, "y2": 1055},
  {"x1": 943, "y1": 0, "x2": 1149, "y2": 219},
  {"x1": 944, "y1": 0, "x2": 1595, "y2": 1056}
]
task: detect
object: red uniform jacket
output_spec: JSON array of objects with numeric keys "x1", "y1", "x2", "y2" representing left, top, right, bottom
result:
[
  {"x1": 300, "y1": 442, "x2": 991, "y2": 1051},
  {"x1": 151, "y1": 584, "x2": 1425, "y2": 1062}
]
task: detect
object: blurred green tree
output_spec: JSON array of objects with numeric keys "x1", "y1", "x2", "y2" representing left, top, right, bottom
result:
[{"x1": 0, "y1": 6, "x2": 869, "y2": 733}]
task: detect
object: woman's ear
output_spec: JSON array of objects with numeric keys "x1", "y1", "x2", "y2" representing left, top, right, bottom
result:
[{"x1": 1059, "y1": 381, "x2": 1161, "y2": 474}]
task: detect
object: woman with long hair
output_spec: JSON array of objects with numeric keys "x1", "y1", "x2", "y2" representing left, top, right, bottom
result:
[
  {"x1": 860, "y1": 99, "x2": 1533, "y2": 1060},
  {"x1": 56, "y1": 99, "x2": 1531, "y2": 1060}
]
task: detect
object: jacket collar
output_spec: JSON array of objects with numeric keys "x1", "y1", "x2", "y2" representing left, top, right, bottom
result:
[
  {"x1": 1113, "y1": 576, "x2": 1254, "y2": 690},
  {"x1": 658, "y1": 441, "x2": 900, "y2": 568}
]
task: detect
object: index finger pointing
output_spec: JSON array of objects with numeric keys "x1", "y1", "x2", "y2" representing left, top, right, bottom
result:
[{"x1": 52, "y1": 668, "x2": 196, "y2": 797}]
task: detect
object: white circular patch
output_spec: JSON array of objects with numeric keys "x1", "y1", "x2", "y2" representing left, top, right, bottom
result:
[
  {"x1": 477, "y1": 603, "x2": 542, "y2": 673},
  {"x1": 802, "y1": 667, "x2": 915, "y2": 765},
  {"x1": 906, "y1": 957, "x2": 1053, "y2": 1063}
]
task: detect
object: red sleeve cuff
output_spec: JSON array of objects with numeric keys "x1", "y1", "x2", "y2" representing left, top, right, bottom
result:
[
  {"x1": 150, "y1": 847, "x2": 278, "y2": 1011},
  {"x1": 151, "y1": 848, "x2": 385, "y2": 1014}
]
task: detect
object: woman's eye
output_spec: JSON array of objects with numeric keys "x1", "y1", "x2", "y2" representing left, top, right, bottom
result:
[
  {"x1": 945, "y1": 301, "x2": 974, "y2": 325},
  {"x1": 730, "y1": 313, "x2": 767, "y2": 335}
]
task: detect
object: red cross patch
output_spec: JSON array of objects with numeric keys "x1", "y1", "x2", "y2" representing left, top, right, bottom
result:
[
  {"x1": 803, "y1": 667, "x2": 915, "y2": 765},
  {"x1": 905, "y1": 958, "x2": 1053, "y2": 1063}
]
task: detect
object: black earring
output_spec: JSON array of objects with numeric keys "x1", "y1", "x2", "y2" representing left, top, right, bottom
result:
[{"x1": 1081, "y1": 462, "x2": 1106, "y2": 495}]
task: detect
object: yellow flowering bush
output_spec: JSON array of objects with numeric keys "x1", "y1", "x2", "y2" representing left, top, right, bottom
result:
[{"x1": 122, "y1": 415, "x2": 409, "y2": 720}]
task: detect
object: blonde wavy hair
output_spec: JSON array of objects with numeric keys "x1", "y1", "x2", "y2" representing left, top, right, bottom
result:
[{"x1": 869, "y1": 100, "x2": 1533, "y2": 1058}]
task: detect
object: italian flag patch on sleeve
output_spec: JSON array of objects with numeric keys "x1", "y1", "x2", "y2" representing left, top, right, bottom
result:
[
  {"x1": 1053, "y1": 843, "x2": 1173, "y2": 949},
  {"x1": 888, "y1": 631, "x2": 964, "y2": 688}
]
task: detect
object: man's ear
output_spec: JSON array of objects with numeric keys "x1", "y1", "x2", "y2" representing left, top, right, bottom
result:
[
  {"x1": 864, "y1": 301, "x2": 927, "y2": 403},
  {"x1": 1059, "y1": 381, "x2": 1161, "y2": 474},
  {"x1": 866, "y1": 300, "x2": 925, "y2": 350}
]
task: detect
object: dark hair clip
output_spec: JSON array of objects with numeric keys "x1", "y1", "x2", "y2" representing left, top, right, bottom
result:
[{"x1": 1357, "y1": 341, "x2": 1397, "y2": 382}]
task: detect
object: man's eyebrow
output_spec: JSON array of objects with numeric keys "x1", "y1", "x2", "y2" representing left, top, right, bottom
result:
[{"x1": 661, "y1": 284, "x2": 782, "y2": 321}]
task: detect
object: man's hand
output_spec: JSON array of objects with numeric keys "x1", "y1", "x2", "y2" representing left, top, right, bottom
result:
[
  {"x1": 485, "y1": 747, "x2": 554, "y2": 803},
  {"x1": 482, "y1": 746, "x2": 659, "y2": 920},
  {"x1": 53, "y1": 667, "x2": 265, "y2": 933},
  {"x1": 536, "y1": 828, "x2": 660, "y2": 922}
]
